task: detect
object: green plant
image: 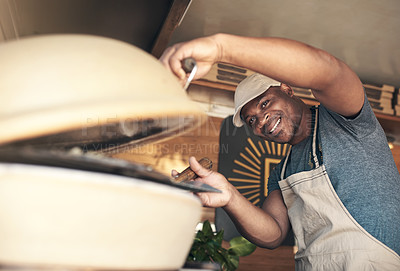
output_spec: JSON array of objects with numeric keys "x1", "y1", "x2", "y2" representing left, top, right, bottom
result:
[{"x1": 187, "y1": 220, "x2": 257, "y2": 271}]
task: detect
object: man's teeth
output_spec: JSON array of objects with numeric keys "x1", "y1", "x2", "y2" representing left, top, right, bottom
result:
[{"x1": 269, "y1": 118, "x2": 281, "y2": 133}]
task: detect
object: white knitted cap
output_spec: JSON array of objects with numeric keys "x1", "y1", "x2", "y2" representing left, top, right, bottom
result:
[{"x1": 233, "y1": 73, "x2": 280, "y2": 127}]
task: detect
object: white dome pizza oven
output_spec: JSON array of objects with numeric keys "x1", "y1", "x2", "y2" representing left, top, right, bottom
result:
[{"x1": 0, "y1": 35, "x2": 208, "y2": 270}]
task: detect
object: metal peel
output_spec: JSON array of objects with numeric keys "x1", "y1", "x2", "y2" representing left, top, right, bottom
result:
[{"x1": 0, "y1": 148, "x2": 221, "y2": 193}]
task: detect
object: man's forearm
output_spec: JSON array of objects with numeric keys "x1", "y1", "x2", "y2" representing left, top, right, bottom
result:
[
  {"x1": 212, "y1": 33, "x2": 364, "y2": 117},
  {"x1": 223, "y1": 188, "x2": 286, "y2": 249},
  {"x1": 214, "y1": 33, "x2": 338, "y2": 90}
]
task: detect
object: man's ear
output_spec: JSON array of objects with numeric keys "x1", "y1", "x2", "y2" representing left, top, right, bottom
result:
[{"x1": 280, "y1": 83, "x2": 294, "y2": 97}]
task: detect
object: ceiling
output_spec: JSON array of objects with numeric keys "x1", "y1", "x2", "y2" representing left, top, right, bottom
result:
[
  {"x1": 170, "y1": 0, "x2": 400, "y2": 88},
  {"x1": 0, "y1": 0, "x2": 175, "y2": 54},
  {"x1": 1, "y1": 0, "x2": 399, "y2": 88}
]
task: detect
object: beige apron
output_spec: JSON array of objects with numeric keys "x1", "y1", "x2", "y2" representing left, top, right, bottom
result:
[{"x1": 278, "y1": 107, "x2": 400, "y2": 271}]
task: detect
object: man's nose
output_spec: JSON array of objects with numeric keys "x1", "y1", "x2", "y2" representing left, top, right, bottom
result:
[{"x1": 256, "y1": 113, "x2": 269, "y2": 128}]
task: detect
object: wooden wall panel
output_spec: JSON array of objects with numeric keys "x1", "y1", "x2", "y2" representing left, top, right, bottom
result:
[
  {"x1": 237, "y1": 246, "x2": 295, "y2": 271},
  {"x1": 391, "y1": 145, "x2": 400, "y2": 172}
]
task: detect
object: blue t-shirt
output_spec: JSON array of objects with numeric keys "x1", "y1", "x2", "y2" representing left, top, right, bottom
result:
[{"x1": 268, "y1": 94, "x2": 400, "y2": 255}]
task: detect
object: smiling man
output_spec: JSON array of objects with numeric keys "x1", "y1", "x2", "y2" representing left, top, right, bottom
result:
[
  {"x1": 160, "y1": 33, "x2": 400, "y2": 270},
  {"x1": 234, "y1": 73, "x2": 309, "y2": 145}
]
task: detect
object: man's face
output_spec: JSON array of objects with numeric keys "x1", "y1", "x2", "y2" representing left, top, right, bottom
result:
[{"x1": 240, "y1": 85, "x2": 303, "y2": 144}]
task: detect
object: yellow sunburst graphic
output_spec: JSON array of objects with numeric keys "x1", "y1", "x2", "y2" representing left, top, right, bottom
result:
[{"x1": 228, "y1": 138, "x2": 291, "y2": 206}]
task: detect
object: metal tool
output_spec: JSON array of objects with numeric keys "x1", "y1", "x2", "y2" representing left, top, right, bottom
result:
[
  {"x1": 182, "y1": 57, "x2": 197, "y2": 90},
  {"x1": 0, "y1": 148, "x2": 221, "y2": 193}
]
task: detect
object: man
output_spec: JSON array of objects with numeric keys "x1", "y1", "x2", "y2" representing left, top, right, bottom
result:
[{"x1": 160, "y1": 33, "x2": 400, "y2": 270}]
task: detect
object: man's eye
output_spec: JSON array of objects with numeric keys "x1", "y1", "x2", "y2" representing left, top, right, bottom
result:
[
  {"x1": 261, "y1": 100, "x2": 269, "y2": 108},
  {"x1": 248, "y1": 117, "x2": 256, "y2": 126}
]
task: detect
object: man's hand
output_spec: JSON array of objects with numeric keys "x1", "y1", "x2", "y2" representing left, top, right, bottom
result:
[
  {"x1": 172, "y1": 156, "x2": 234, "y2": 208},
  {"x1": 159, "y1": 35, "x2": 222, "y2": 85},
  {"x1": 172, "y1": 156, "x2": 289, "y2": 248}
]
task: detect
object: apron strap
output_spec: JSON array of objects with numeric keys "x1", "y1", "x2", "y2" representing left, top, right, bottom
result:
[
  {"x1": 280, "y1": 147, "x2": 291, "y2": 179},
  {"x1": 312, "y1": 107, "x2": 320, "y2": 168},
  {"x1": 280, "y1": 106, "x2": 319, "y2": 180}
]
